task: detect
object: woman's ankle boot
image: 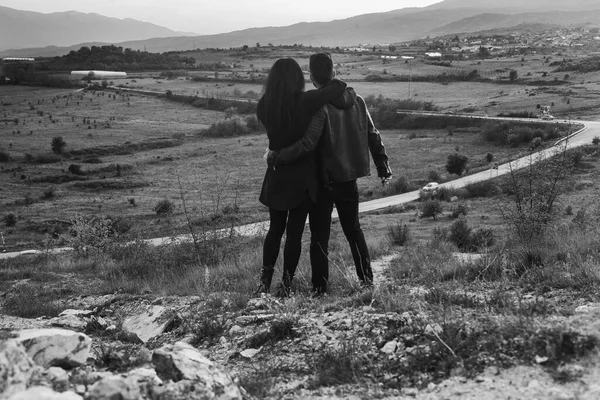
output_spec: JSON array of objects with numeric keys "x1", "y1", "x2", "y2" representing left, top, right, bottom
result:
[{"x1": 253, "y1": 266, "x2": 274, "y2": 295}]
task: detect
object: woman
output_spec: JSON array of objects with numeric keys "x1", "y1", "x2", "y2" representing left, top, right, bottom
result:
[{"x1": 256, "y1": 58, "x2": 346, "y2": 297}]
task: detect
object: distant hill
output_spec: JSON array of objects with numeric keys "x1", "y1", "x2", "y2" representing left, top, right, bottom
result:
[
  {"x1": 432, "y1": 10, "x2": 600, "y2": 36},
  {"x1": 0, "y1": 6, "x2": 195, "y2": 52},
  {"x1": 2, "y1": 0, "x2": 600, "y2": 57}
]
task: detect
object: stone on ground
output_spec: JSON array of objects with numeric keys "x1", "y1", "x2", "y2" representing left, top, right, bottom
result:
[
  {"x1": 152, "y1": 341, "x2": 242, "y2": 399},
  {"x1": 7, "y1": 386, "x2": 82, "y2": 400},
  {"x1": 0, "y1": 339, "x2": 37, "y2": 398},
  {"x1": 86, "y1": 376, "x2": 141, "y2": 400},
  {"x1": 16, "y1": 329, "x2": 91, "y2": 368},
  {"x1": 122, "y1": 305, "x2": 172, "y2": 343}
]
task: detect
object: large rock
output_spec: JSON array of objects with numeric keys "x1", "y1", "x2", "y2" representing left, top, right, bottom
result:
[
  {"x1": 16, "y1": 329, "x2": 91, "y2": 368},
  {"x1": 0, "y1": 339, "x2": 37, "y2": 398},
  {"x1": 122, "y1": 306, "x2": 172, "y2": 343},
  {"x1": 7, "y1": 386, "x2": 82, "y2": 400},
  {"x1": 49, "y1": 315, "x2": 87, "y2": 331},
  {"x1": 85, "y1": 376, "x2": 141, "y2": 400},
  {"x1": 152, "y1": 342, "x2": 242, "y2": 399}
]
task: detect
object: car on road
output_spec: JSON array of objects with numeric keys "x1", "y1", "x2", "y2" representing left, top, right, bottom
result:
[
  {"x1": 422, "y1": 182, "x2": 439, "y2": 192},
  {"x1": 541, "y1": 114, "x2": 555, "y2": 120}
]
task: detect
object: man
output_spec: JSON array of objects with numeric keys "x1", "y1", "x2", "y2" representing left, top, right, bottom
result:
[{"x1": 268, "y1": 53, "x2": 392, "y2": 295}]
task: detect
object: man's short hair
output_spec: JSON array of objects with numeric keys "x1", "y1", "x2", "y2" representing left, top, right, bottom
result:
[{"x1": 309, "y1": 53, "x2": 333, "y2": 85}]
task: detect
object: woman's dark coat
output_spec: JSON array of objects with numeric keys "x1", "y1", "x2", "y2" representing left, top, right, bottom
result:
[{"x1": 258, "y1": 80, "x2": 346, "y2": 210}]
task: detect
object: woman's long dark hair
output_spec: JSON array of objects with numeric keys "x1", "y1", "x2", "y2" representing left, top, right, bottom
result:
[{"x1": 259, "y1": 58, "x2": 305, "y2": 132}]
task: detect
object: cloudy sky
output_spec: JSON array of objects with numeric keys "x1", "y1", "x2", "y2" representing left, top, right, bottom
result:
[{"x1": 2, "y1": 0, "x2": 442, "y2": 34}]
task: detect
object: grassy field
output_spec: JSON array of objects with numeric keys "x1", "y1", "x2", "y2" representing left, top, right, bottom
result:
[
  {"x1": 2, "y1": 48, "x2": 600, "y2": 399},
  {"x1": 0, "y1": 47, "x2": 598, "y2": 251}
]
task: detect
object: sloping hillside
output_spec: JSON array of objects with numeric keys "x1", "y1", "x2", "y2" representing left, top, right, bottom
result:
[{"x1": 0, "y1": 6, "x2": 192, "y2": 51}]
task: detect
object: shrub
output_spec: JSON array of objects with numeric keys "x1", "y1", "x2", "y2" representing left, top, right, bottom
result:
[
  {"x1": 472, "y1": 228, "x2": 494, "y2": 249},
  {"x1": 428, "y1": 170, "x2": 441, "y2": 182},
  {"x1": 446, "y1": 153, "x2": 468, "y2": 176},
  {"x1": 448, "y1": 217, "x2": 473, "y2": 250},
  {"x1": 190, "y1": 315, "x2": 227, "y2": 346},
  {"x1": 502, "y1": 143, "x2": 573, "y2": 247},
  {"x1": 41, "y1": 187, "x2": 55, "y2": 200},
  {"x1": 388, "y1": 223, "x2": 410, "y2": 246},
  {"x1": 224, "y1": 107, "x2": 238, "y2": 118},
  {"x1": 593, "y1": 136, "x2": 600, "y2": 145},
  {"x1": 420, "y1": 200, "x2": 443, "y2": 220},
  {"x1": 382, "y1": 175, "x2": 414, "y2": 196},
  {"x1": 62, "y1": 215, "x2": 126, "y2": 256},
  {"x1": 4, "y1": 213, "x2": 17, "y2": 227},
  {"x1": 35, "y1": 153, "x2": 60, "y2": 164},
  {"x1": 51, "y1": 136, "x2": 66, "y2": 154},
  {"x1": 451, "y1": 204, "x2": 468, "y2": 219},
  {"x1": 245, "y1": 115, "x2": 263, "y2": 132},
  {"x1": 464, "y1": 181, "x2": 500, "y2": 198},
  {"x1": 154, "y1": 199, "x2": 175, "y2": 215},
  {"x1": 68, "y1": 164, "x2": 84, "y2": 175},
  {"x1": 0, "y1": 149, "x2": 9, "y2": 162},
  {"x1": 201, "y1": 117, "x2": 250, "y2": 137}
]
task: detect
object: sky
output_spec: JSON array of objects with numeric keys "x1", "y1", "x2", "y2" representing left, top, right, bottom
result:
[{"x1": 1, "y1": 0, "x2": 442, "y2": 34}]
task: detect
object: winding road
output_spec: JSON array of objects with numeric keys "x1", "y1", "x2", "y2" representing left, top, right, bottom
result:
[{"x1": 2, "y1": 117, "x2": 599, "y2": 260}]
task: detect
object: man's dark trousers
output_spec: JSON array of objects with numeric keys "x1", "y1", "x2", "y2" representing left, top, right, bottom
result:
[{"x1": 309, "y1": 180, "x2": 373, "y2": 292}]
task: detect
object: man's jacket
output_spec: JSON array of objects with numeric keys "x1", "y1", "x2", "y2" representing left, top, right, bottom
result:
[{"x1": 272, "y1": 87, "x2": 391, "y2": 185}]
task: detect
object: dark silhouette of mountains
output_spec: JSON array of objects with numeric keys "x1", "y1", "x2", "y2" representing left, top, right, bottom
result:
[
  {"x1": 2, "y1": 0, "x2": 600, "y2": 57},
  {"x1": 0, "y1": 6, "x2": 194, "y2": 52}
]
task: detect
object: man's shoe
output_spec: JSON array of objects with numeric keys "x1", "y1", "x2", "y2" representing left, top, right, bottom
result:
[
  {"x1": 360, "y1": 280, "x2": 374, "y2": 290},
  {"x1": 311, "y1": 286, "x2": 328, "y2": 299},
  {"x1": 252, "y1": 283, "x2": 269, "y2": 296},
  {"x1": 274, "y1": 284, "x2": 291, "y2": 299}
]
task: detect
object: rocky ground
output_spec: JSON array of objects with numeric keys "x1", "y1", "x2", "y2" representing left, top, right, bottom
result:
[{"x1": 1, "y1": 252, "x2": 600, "y2": 400}]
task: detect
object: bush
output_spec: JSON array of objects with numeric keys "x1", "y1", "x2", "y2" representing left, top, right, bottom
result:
[
  {"x1": 51, "y1": 136, "x2": 66, "y2": 154},
  {"x1": 63, "y1": 215, "x2": 128, "y2": 256},
  {"x1": 382, "y1": 176, "x2": 414, "y2": 196},
  {"x1": 35, "y1": 153, "x2": 60, "y2": 164},
  {"x1": 41, "y1": 187, "x2": 56, "y2": 200},
  {"x1": 4, "y1": 213, "x2": 17, "y2": 227},
  {"x1": 201, "y1": 117, "x2": 250, "y2": 137},
  {"x1": 154, "y1": 199, "x2": 175, "y2": 215},
  {"x1": 68, "y1": 164, "x2": 84, "y2": 175},
  {"x1": 0, "y1": 149, "x2": 9, "y2": 162},
  {"x1": 472, "y1": 228, "x2": 494, "y2": 249},
  {"x1": 428, "y1": 170, "x2": 441, "y2": 182},
  {"x1": 245, "y1": 115, "x2": 263, "y2": 132},
  {"x1": 388, "y1": 223, "x2": 410, "y2": 246},
  {"x1": 448, "y1": 217, "x2": 473, "y2": 251},
  {"x1": 464, "y1": 181, "x2": 500, "y2": 198},
  {"x1": 451, "y1": 204, "x2": 468, "y2": 219},
  {"x1": 592, "y1": 136, "x2": 600, "y2": 145},
  {"x1": 446, "y1": 153, "x2": 468, "y2": 176},
  {"x1": 420, "y1": 200, "x2": 443, "y2": 220},
  {"x1": 224, "y1": 107, "x2": 238, "y2": 118}
]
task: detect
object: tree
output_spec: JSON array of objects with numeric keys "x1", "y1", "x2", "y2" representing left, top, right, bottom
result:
[
  {"x1": 242, "y1": 45, "x2": 249, "y2": 51},
  {"x1": 51, "y1": 136, "x2": 66, "y2": 154},
  {"x1": 478, "y1": 46, "x2": 490, "y2": 58},
  {"x1": 446, "y1": 153, "x2": 468, "y2": 176},
  {"x1": 420, "y1": 200, "x2": 443, "y2": 220},
  {"x1": 388, "y1": 45, "x2": 397, "y2": 52},
  {"x1": 509, "y1": 70, "x2": 518, "y2": 81},
  {"x1": 4, "y1": 213, "x2": 17, "y2": 227}
]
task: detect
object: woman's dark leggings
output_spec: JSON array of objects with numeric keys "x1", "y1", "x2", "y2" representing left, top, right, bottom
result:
[{"x1": 263, "y1": 197, "x2": 311, "y2": 285}]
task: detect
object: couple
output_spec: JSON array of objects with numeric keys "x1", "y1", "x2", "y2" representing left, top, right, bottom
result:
[{"x1": 256, "y1": 53, "x2": 392, "y2": 297}]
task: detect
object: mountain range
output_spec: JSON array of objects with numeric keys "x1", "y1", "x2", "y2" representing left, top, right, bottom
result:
[
  {"x1": 2, "y1": 0, "x2": 600, "y2": 57},
  {"x1": 0, "y1": 6, "x2": 195, "y2": 52}
]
